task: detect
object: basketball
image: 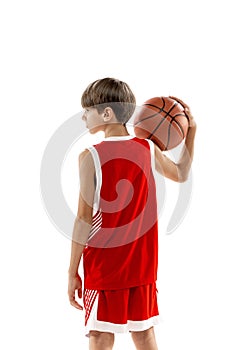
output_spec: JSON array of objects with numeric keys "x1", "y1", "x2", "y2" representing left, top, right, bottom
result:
[{"x1": 133, "y1": 96, "x2": 189, "y2": 151}]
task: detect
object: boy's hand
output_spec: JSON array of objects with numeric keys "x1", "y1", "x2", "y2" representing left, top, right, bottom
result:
[
  {"x1": 68, "y1": 274, "x2": 83, "y2": 310},
  {"x1": 169, "y1": 96, "x2": 196, "y2": 129}
]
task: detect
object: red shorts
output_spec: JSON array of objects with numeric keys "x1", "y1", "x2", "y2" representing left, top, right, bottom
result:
[{"x1": 84, "y1": 283, "x2": 160, "y2": 336}]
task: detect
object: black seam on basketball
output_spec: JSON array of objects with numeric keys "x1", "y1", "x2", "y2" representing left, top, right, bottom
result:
[
  {"x1": 146, "y1": 97, "x2": 166, "y2": 110},
  {"x1": 144, "y1": 103, "x2": 163, "y2": 110},
  {"x1": 148, "y1": 103, "x2": 178, "y2": 140},
  {"x1": 135, "y1": 101, "x2": 185, "y2": 127},
  {"x1": 172, "y1": 113, "x2": 186, "y2": 118},
  {"x1": 166, "y1": 121, "x2": 173, "y2": 150},
  {"x1": 134, "y1": 111, "x2": 163, "y2": 126},
  {"x1": 161, "y1": 97, "x2": 166, "y2": 110},
  {"x1": 134, "y1": 99, "x2": 165, "y2": 126},
  {"x1": 148, "y1": 117, "x2": 166, "y2": 139},
  {"x1": 173, "y1": 118, "x2": 185, "y2": 138},
  {"x1": 142, "y1": 102, "x2": 184, "y2": 122}
]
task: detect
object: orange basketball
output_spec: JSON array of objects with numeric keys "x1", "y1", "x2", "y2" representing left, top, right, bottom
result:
[{"x1": 133, "y1": 96, "x2": 189, "y2": 151}]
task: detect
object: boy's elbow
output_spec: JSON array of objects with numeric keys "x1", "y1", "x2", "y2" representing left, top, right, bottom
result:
[
  {"x1": 178, "y1": 174, "x2": 188, "y2": 183},
  {"x1": 177, "y1": 167, "x2": 189, "y2": 183}
]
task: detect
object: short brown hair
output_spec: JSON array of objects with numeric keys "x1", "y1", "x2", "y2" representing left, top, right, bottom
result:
[{"x1": 81, "y1": 78, "x2": 136, "y2": 124}]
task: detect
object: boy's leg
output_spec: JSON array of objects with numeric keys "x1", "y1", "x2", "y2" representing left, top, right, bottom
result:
[
  {"x1": 89, "y1": 331, "x2": 115, "y2": 350},
  {"x1": 131, "y1": 327, "x2": 158, "y2": 350}
]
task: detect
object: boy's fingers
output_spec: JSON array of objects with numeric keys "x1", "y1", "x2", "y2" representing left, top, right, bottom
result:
[
  {"x1": 69, "y1": 292, "x2": 83, "y2": 310},
  {"x1": 78, "y1": 288, "x2": 82, "y2": 298},
  {"x1": 70, "y1": 299, "x2": 83, "y2": 310}
]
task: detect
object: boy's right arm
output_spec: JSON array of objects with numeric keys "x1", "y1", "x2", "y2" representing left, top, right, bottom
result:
[{"x1": 154, "y1": 98, "x2": 196, "y2": 182}]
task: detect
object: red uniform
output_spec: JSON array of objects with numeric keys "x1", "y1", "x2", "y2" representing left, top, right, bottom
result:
[{"x1": 83, "y1": 135, "x2": 160, "y2": 335}]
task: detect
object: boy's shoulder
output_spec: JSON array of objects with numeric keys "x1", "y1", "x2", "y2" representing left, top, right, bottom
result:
[{"x1": 79, "y1": 148, "x2": 94, "y2": 169}]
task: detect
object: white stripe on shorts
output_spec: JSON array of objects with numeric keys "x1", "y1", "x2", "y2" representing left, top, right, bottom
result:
[
  {"x1": 84, "y1": 289, "x2": 99, "y2": 326},
  {"x1": 85, "y1": 292, "x2": 162, "y2": 337}
]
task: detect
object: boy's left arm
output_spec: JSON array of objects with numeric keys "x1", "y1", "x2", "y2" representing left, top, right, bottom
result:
[{"x1": 68, "y1": 150, "x2": 95, "y2": 310}]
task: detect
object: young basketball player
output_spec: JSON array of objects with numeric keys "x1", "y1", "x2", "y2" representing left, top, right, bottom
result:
[{"x1": 68, "y1": 78, "x2": 196, "y2": 350}]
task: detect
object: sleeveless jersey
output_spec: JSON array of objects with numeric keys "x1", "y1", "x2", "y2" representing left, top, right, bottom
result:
[{"x1": 83, "y1": 136, "x2": 158, "y2": 290}]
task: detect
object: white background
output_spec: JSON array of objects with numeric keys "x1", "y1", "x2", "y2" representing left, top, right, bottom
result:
[{"x1": 1, "y1": 0, "x2": 233, "y2": 349}]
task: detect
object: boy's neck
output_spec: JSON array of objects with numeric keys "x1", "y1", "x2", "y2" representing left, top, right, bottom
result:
[{"x1": 104, "y1": 124, "x2": 130, "y2": 138}]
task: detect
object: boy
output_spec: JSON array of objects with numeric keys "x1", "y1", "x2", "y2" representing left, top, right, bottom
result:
[{"x1": 68, "y1": 78, "x2": 196, "y2": 350}]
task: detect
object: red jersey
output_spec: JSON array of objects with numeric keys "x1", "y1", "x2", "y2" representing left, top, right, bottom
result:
[{"x1": 83, "y1": 136, "x2": 158, "y2": 290}]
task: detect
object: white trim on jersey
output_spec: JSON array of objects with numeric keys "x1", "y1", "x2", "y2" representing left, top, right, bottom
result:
[
  {"x1": 147, "y1": 139, "x2": 157, "y2": 181},
  {"x1": 87, "y1": 146, "x2": 102, "y2": 216},
  {"x1": 85, "y1": 293, "x2": 162, "y2": 337},
  {"x1": 103, "y1": 135, "x2": 135, "y2": 141}
]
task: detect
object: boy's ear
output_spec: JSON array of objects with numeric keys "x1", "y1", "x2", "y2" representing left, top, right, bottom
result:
[{"x1": 102, "y1": 107, "x2": 114, "y2": 122}]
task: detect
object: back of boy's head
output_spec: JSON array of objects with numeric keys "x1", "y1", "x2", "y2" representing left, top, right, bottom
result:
[{"x1": 81, "y1": 78, "x2": 136, "y2": 124}]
